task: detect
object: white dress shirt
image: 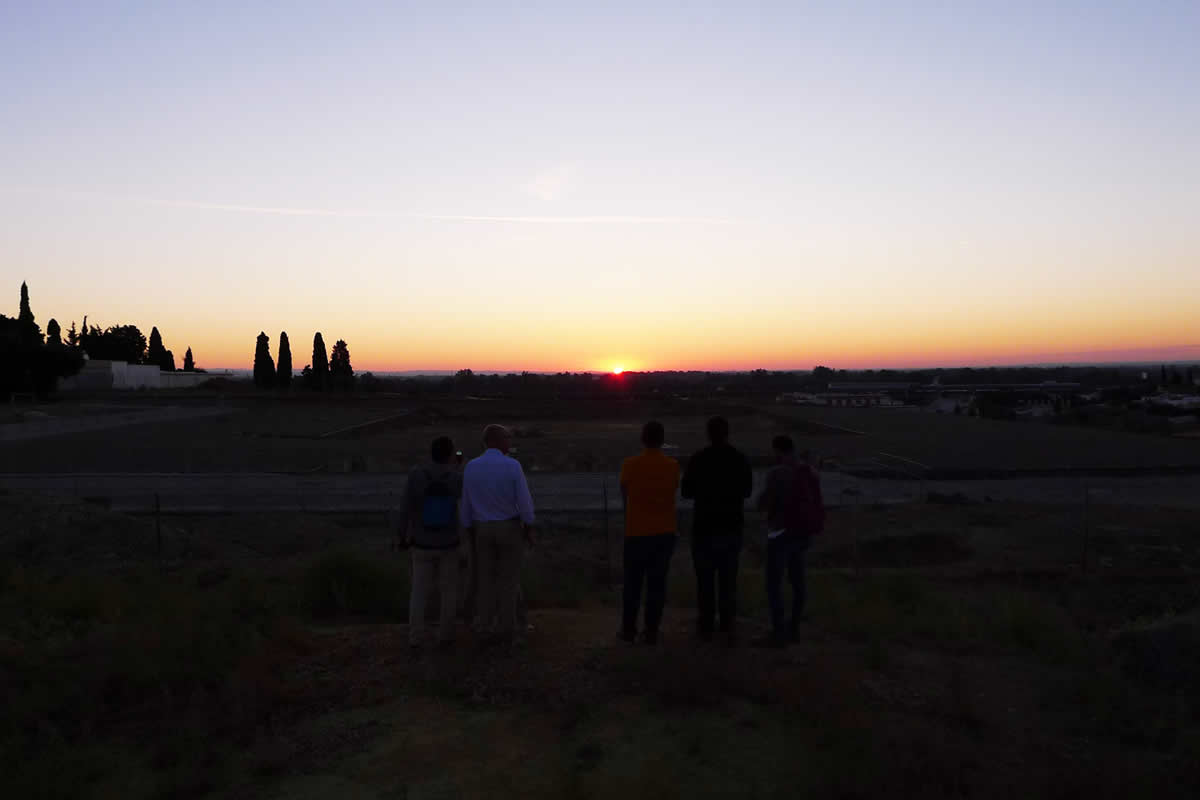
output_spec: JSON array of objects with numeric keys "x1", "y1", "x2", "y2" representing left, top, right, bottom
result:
[{"x1": 461, "y1": 448, "x2": 536, "y2": 527}]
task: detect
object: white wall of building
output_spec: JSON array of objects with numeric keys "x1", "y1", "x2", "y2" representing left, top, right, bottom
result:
[{"x1": 59, "y1": 360, "x2": 215, "y2": 391}]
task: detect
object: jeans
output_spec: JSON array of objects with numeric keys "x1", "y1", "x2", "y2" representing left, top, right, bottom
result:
[
  {"x1": 766, "y1": 534, "x2": 808, "y2": 638},
  {"x1": 691, "y1": 534, "x2": 742, "y2": 633},
  {"x1": 622, "y1": 534, "x2": 677, "y2": 636},
  {"x1": 474, "y1": 520, "x2": 525, "y2": 638},
  {"x1": 410, "y1": 547, "x2": 460, "y2": 645}
]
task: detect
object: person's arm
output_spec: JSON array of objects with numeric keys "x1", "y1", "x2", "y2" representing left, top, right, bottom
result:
[
  {"x1": 400, "y1": 468, "x2": 422, "y2": 543},
  {"x1": 459, "y1": 470, "x2": 474, "y2": 530},
  {"x1": 514, "y1": 462, "x2": 535, "y2": 526},
  {"x1": 680, "y1": 454, "x2": 697, "y2": 499},
  {"x1": 809, "y1": 466, "x2": 825, "y2": 510},
  {"x1": 755, "y1": 467, "x2": 776, "y2": 512}
]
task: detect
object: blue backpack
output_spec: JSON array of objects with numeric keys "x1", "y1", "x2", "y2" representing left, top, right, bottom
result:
[{"x1": 420, "y1": 470, "x2": 457, "y2": 530}]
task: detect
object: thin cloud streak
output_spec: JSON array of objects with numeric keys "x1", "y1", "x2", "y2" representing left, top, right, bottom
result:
[{"x1": 6, "y1": 187, "x2": 745, "y2": 225}]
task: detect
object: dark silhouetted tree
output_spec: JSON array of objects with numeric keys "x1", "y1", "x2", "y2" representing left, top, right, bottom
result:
[
  {"x1": 163, "y1": 349, "x2": 176, "y2": 372},
  {"x1": 1, "y1": 311, "x2": 83, "y2": 400},
  {"x1": 46, "y1": 319, "x2": 62, "y2": 348},
  {"x1": 277, "y1": 331, "x2": 293, "y2": 389},
  {"x1": 308, "y1": 332, "x2": 329, "y2": 391},
  {"x1": 148, "y1": 326, "x2": 167, "y2": 369},
  {"x1": 253, "y1": 332, "x2": 275, "y2": 389},
  {"x1": 1161, "y1": 365, "x2": 1168, "y2": 386},
  {"x1": 79, "y1": 316, "x2": 89, "y2": 349},
  {"x1": 183, "y1": 347, "x2": 195, "y2": 372},
  {"x1": 812, "y1": 365, "x2": 835, "y2": 384},
  {"x1": 66, "y1": 321, "x2": 78, "y2": 348},
  {"x1": 86, "y1": 324, "x2": 148, "y2": 363},
  {"x1": 18, "y1": 281, "x2": 43, "y2": 346},
  {"x1": 329, "y1": 339, "x2": 354, "y2": 391}
]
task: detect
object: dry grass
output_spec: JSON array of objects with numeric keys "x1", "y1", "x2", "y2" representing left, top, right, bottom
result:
[{"x1": 2, "y1": 494, "x2": 1199, "y2": 798}]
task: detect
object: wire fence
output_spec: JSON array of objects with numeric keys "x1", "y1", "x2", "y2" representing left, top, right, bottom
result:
[{"x1": 5, "y1": 465, "x2": 1198, "y2": 575}]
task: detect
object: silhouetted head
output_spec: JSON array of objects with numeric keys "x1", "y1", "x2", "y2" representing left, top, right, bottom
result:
[
  {"x1": 641, "y1": 420, "x2": 666, "y2": 449},
  {"x1": 483, "y1": 424, "x2": 512, "y2": 454},
  {"x1": 707, "y1": 416, "x2": 730, "y2": 445},
  {"x1": 431, "y1": 436, "x2": 454, "y2": 464},
  {"x1": 772, "y1": 434, "x2": 795, "y2": 463}
]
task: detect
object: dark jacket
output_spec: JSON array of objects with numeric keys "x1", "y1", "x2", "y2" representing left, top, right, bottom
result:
[
  {"x1": 757, "y1": 462, "x2": 825, "y2": 538},
  {"x1": 403, "y1": 463, "x2": 463, "y2": 549},
  {"x1": 681, "y1": 443, "x2": 753, "y2": 537}
]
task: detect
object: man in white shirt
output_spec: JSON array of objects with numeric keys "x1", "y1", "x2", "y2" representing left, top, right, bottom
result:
[{"x1": 461, "y1": 424, "x2": 536, "y2": 644}]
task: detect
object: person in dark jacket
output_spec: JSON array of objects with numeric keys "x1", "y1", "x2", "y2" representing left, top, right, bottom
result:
[
  {"x1": 753, "y1": 435, "x2": 824, "y2": 647},
  {"x1": 681, "y1": 416, "x2": 753, "y2": 641},
  {"x1": 401, "y1": 436, "x2": 464, "y2": 649}
]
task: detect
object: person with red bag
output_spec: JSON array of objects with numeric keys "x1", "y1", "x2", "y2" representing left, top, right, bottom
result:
[{"x1": 753, "y1": 435, "x2": 825, "y2": 648}]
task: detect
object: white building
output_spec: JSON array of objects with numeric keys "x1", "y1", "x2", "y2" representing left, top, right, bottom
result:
[{"x1": 59, "y1": 359, "x2": 216, "y2": 391}]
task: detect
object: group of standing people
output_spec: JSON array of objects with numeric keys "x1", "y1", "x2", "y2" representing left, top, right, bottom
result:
[
  {"x1": 399, "y1": 424, "x2": 534, "y2": 650},
  {"x1": 398, "y1": 417, "x2": 823, "y2": 651},
  {"x1": 620, "y1": 416, "x2": 823, "y2": 648}
]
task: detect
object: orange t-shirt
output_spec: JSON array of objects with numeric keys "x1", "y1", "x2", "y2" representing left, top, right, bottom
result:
[{"x1": 619, "y1": 448, "x2": 680, "y2": 536}]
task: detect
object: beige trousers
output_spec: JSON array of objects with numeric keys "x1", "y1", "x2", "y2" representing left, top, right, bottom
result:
[
  {"x1": 473, "y1": 519, "x2": 525, "y2": 637},
  {"x1": 409, "y1": 548, "x2": 459, "y2": 645}
]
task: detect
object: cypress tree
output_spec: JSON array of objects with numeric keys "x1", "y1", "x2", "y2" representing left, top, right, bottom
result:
[
  {"x1": 253, "y1": 332, "x2": 275, "y2": 389},
  {"x1": 18, "y1": 281, "x2": 42, "y2": 346},
  {"x1": 148, "y1": 326, "x2": 167, "y2": 369},
  {"x1": 163, "y1": 349, "x2": 176, "y2": 372},
  {"x1": 277, "y1": 331, "x2": 293, "y2": 389},
  {"x1": 66, "y1": 321, "x2": 79, "y2": 347},
  {"x1": 310, "y1": 332, "x2": 329, "y2": 391},
  {"x1": 46, "y1": 319, "x2": 62, "y2": 348},
  {"x1": 183, "y1": 347, "x2": 195, "y2": 372},
  {"x1": 330, "y1": 339, "x2": 354, "y2": 390}
]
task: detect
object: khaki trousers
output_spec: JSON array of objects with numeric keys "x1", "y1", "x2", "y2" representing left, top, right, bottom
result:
[
  {"x1": 409, "y1": 547, "x2": 459, "y2": 645},
  {"x1": 474, "y1": 519, "x2": 525, "y2": 637}
]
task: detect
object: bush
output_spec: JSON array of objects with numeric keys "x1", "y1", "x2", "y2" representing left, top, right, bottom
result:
[{"x1": 298, "y1": 551, "x2": 409, "y2": 619}]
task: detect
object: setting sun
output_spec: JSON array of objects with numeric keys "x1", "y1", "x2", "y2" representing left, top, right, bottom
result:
[{"x1": 612, "y1": 366, "x2": 625, "y2": 375}]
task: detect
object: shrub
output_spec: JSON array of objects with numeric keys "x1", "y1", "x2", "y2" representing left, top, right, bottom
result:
[{"x1": 298, "y1": 551, "x2": 409, "y2": 619}]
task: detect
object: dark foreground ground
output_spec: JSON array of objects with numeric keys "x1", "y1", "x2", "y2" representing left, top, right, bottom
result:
[{"x1": 3, "y1": 492, "x2": 1199, "y2": 798}]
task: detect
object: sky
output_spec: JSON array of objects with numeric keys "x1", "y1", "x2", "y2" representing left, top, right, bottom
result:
[{"x1": 2, "y1": 1, "x2": 1197, "y2": 373}]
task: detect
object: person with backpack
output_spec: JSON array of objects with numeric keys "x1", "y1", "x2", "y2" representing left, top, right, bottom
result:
[
  {"x1": 401, "y1": 436, "x2": 464, "y2": 649},
  {"x1": 753, "y1": 435, "x2": 825, "y2": 648}
]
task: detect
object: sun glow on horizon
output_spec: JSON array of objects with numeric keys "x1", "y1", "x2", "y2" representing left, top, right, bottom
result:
[{"x1": 612, "y1": 366, "x2": 625, "y2": 375}]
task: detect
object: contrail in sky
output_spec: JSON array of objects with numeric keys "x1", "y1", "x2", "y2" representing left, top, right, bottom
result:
[{"x1": 4, "y1": 187, "x2": 744, "y2": 225}]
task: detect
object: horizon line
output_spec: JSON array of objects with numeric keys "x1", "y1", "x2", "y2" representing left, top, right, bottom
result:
[{"x1": 201, "y1": 355, "x2": 1200, "y2": 375}]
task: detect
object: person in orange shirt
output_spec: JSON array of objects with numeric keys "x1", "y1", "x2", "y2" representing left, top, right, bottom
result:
[{"x1": 618, "y1": 420, "x2": 681, "y2": 644}]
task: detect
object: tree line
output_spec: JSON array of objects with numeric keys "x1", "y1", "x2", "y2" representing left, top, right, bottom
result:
[
  {"x1": 0, "y1": 281, "x2": 202, "y2": 399},
  {"x1": 69, "y1": 319, "x2": 197, "y2": 373},
  {"x1": 0, "y1": 282, "x2": 83, "y2": 398},
  {"x1": 252, "y1": 331, "x2": 354, "y2": 391}
]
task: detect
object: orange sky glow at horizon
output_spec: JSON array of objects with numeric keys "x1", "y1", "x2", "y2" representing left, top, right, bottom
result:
[{"x1": 2, "y1": 4, "x2": 1197, "y2": 375}]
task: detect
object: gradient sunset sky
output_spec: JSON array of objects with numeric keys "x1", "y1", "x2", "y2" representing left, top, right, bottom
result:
[{"x1": 2, "y1": 1, "x2": 1197, "y2": 372}]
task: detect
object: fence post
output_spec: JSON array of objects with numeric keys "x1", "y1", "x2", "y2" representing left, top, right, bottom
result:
[
  {"x1": 602, "y1": 477, "x2": 612, "y2": 587},
  {"x1": 1081, "y1": 481, "x2": 1090, "y2": 574}
]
